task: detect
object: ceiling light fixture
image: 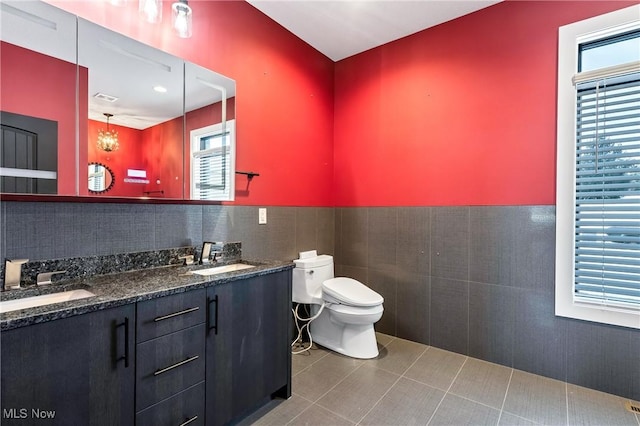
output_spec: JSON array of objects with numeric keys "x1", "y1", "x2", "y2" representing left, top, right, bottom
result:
[
  {"x1": 139, "y1": 0, "x2": 162, "y2": 24},
  {"x1": 97, "y1": 113, "x2": 120, "y2": 152},
  {"x1": 172, "y1": 0, "x2": 192, "y2": 38}
]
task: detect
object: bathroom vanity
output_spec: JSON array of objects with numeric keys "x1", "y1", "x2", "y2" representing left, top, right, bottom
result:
[{"x1": 0, "y1": 260, "x2": 293, "y2": 426}]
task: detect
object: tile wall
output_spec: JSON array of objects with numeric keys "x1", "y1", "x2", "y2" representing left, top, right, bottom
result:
[
  {"x1": 1, "y1": 202, "x2": 638, "y2": 401},
  {"x1": 0, "y1": 202, "x2": 334, "y2": 262},
  {"x1": 334, "y1": 206, "x2": 639, "y2": 402}
]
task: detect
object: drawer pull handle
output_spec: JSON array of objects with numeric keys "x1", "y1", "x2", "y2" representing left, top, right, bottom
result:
[
  {"x1": 153, "y1": 355, "x2": 200, "y2": 376},
  {"x1": 116, "y1": 317, "x2": 130, "y2": 368},
  {"x1": 207, "y1": 295, "x2": 219, "y2": 335},
  {"x1": 154, "y1": 307, "x2": 200, "y2": 322},
  {"x1": 179, "y1": 415, "x2": 198, "y2": 426}
]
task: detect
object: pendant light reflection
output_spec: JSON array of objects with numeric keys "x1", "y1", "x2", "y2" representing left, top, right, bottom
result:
[
  {"x1": 139, "y1": 0, "x2": 162, "y2": 24},
  {"x1": 172, "y1": 0, "x2": 192, "y2": 38},
  {"x1": 97, "y1": 113, "x2": 120, "y2": 152}
]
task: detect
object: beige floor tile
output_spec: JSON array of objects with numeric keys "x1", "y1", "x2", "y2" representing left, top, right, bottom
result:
[
  {"x1": 428, "y1": 393, "x2": 501, "y2": 426},
  {"x1": 567, "y1": 384, "x2": 638, "y2": 426},
  {"x1": 242, "y1": 395, "x2": 313, "y2": 426},
  {"x1": 359, "y1": 377, "x2": 445, "y2": 426},
  {"x1": 292, "y1": 352, "x2": 362, "y2": 402},
  {"x1": 404, "y1": 346, "x2": 466, "y2": 391},
  {"x1": 364, "y1": 337, "x2": 427, "y2": 375},
  {"x1": 288, "y1": 404, "x2": 355, "y2": 426},
  {"x1": 502, "y1": 369, "x2": 567, "y2": 425},
  {"x1": 316, "y1": 364, "x2": 400, "y2": 423},
  {"x1": 449, "y1": 358, "x2": 512, "y2": 409},
  {"x1": 292, "y1": 344, "x2": 331, "y2": 376}
]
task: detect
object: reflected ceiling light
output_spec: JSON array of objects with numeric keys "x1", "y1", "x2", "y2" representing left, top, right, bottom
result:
[
  {"x1": 97, "y1": 113, "x2": 120, "y2": 152},
  {"x1": 172, "y1": 0, "x2": 192, "y2": 38},
  {"x1": 139, "y1": 0, "x2": 162, "y2": 24},
  {"x1": 110, "y1": 0, "x2": 127, "y2": 6},
  {"x1": 153, "y1": 85, "x2": 167, "y2": 93}
]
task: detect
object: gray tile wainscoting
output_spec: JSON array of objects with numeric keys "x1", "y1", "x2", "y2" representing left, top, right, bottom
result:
[
  {"x1": 1, "y1": 201, "x2": 638, "y2": 402},
  {"x1": 334, "y1": 206, "x2": 640, "y2": 402},
  {"x1": 0, "y1": 202, "x2": 334, "y2": 264}
]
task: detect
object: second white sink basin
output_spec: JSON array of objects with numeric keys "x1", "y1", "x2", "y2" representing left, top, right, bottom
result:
[
  {"x1": 0, "y1": 289, "x2": 96, "y2": 314},
  {"x1": 190, "y1": 264, "x2": 256, "y2": 276}
]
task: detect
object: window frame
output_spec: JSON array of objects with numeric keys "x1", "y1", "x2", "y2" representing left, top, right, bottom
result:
[
  {"x1": 190, "y1": 119, "x2": 236, "y2": 201},
  {"x1": 556, "y1": 4, "x2": 640, "y2": 329}
]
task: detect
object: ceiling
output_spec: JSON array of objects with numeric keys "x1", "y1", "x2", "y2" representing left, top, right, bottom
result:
[{"x1": 246, "y1": 0, "x2": 503, "y2": 62}]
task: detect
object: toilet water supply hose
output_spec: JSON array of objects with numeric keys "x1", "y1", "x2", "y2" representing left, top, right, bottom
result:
[{"x1": 291, "y1": 302, "x2": 326, "y2": 355}]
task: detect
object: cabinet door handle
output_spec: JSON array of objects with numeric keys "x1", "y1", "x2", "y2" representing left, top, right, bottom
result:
[
  {"x1": 207, "y1": 295, "x2": 219, "y2": 335},
  {"x1": 153, "y1": 355, "x2": 199, "y2": 376},
  {"x1": 154, "y1": 306, "x2": 200, "y2": 322},
  {"x1": 179, "y1": 415, "x2": 198, "y2": 426},
  {"x1": 116, "y1": 317, "x2": 130, "y2": 368}
]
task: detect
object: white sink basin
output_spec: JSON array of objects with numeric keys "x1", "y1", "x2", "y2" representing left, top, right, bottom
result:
[
  {"x1": 189, "y1": 264, "x2": 256, "y2": 276},
  {"x1": 0, "y1": 289, "x2": 96, "y2": 314}
]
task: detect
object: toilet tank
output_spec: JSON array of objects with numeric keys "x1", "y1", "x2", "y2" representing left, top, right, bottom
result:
[{"x1": 292, "y1": 251, "x2": 334, "y2": 304}]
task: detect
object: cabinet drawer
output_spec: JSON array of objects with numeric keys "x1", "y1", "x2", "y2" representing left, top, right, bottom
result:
[
  {"x1": 136, "y1": 324, "x2": 205, "y2": 411},
  {"x1": 137, "y1": 289, "x2": 206, "y2": 342},
  {"x1": 136, "y1": 381, "x2": 205, "y2": 426}
]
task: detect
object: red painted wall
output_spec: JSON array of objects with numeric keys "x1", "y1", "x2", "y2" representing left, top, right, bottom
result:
[
  {"x1": 141, "y1": 116, "x2": 183, "y2": 199},
  {"x1": 39, "y1": 0, "x2": 635, "y2": 207},
  {"x1": 47, "y1": 0, "x2": 335, "y2": 206},
  {"x1": 334, "y1": 0, "x2": 637, "y2": 206},
  {"x1": 87, "y1": 119, "x2": 145, "y2": 197},
  {"x1": 1, "y1": 41, "x2": 78, "y2": 195},
  {"x1": 87, "y1": 117, "x2": 187, "y2": 198}
]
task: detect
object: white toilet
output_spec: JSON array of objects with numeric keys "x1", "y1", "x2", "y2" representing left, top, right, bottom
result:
[{"x1": 292, "y1": 250, "x2": 384, "y2": 359}]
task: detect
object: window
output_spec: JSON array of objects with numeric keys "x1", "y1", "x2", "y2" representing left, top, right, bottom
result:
[
  {"x1": 190, "y1": 120, "x2": 235, "y2": 201},
  {"x1": 556, "y1": 5, "x2": 640, "y2": 329}
]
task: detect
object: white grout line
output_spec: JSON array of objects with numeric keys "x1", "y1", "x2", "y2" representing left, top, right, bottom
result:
[
  {"x1": 565, "y1": 381, "x2": 570, "y2": 426},
  {"x1": 286, "y1": 362, "x2": 363, "y2": 426},
  {"x1": 291, "y1": 345, "x2": 330, "y2": 377},
  {"x1": 495, "y1": 368, "x2": 514, "y2": 425},
  {"x1": 425, "y1": 355, "x2": 470, "y2": 426},
  {"x1": 353, "y1": 345, "x2": 429, "y2": 425}
]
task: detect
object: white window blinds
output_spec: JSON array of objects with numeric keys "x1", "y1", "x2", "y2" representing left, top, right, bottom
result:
[
  {"x1": 574, "y1": 71, "x2": 640, "y2": 307},
  {"x1": 190, "y1": 120, "x2": 235, "y2": 201}
]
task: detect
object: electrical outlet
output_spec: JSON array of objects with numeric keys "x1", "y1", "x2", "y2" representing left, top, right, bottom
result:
[{"x1": 258, "y1": 208, "x2": 267, "y2": 224}]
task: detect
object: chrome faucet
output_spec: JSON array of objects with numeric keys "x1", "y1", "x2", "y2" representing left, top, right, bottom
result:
[
  {"x1": 36, "y1": 270, "x2": 67, "y2": 285},
  {"x1": 3, "y1": 259, "x2": 29, "y2": 290}
]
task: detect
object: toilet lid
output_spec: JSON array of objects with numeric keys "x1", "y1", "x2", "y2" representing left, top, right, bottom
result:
[{"x1": 322, "y1": 277, "x2": 384, "y2": 307}]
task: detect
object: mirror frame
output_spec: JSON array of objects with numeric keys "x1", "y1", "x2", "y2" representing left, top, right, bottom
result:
[{"x1": 88, "y1": 162, "x2": 115, "y2": 194}]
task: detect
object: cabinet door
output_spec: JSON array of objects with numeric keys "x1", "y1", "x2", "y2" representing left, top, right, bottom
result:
[
  {"x1": 205, "y1": 271, "x2": 292, "y2": 426},
  {"x1": 0, "y1": 305, "x2": 135, "y2": 426}
]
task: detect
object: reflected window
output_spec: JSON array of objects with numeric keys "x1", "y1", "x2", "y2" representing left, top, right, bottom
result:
[{"x1": 190, "y1": 119, "x2": 235, "y2": 201}]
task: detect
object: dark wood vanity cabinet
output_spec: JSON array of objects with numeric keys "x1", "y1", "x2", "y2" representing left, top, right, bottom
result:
[
  {"x1": 206, "y1": 270, "x2": 292, "y2": 426},
  {"x1": 135, "y1": 289, "x2": 206, "y2": 425},
  {"x1": 0, "y1": 268, "x2": 292, "y2": 426},
  {"x1": 0, "y1": 304, "x2": 135, "y2": 426}
]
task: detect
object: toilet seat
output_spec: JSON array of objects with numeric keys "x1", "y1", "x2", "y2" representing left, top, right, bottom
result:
[
  {"x1": 325, "y1": 302, "x2": 384, "y2": 316},
  {"x1": 322, "y1": 277, "x2": 384, "y2": 307}
]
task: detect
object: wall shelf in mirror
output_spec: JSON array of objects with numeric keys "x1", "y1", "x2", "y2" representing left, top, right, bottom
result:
[{"x1": 0, "y1": 0, "x2": 236, "y2": 202}]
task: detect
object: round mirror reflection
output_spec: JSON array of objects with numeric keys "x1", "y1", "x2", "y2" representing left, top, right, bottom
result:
[{"x1": 88, "y1": 162, "x2": 114, "y2": 193}]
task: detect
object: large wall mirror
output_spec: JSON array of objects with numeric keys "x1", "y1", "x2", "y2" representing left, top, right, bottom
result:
[{"x1": 0, "y1": 0, "x2": 236, "y2": 201}]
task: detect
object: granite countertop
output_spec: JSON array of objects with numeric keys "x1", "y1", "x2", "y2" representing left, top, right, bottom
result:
[{"x1": 0, "y1": 259, "x2": 294, "y2": 331}]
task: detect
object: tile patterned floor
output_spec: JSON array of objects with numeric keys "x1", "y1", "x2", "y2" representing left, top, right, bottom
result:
[{"x1": 242, "y1": 333, "x2": 640, "y2": 426}]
